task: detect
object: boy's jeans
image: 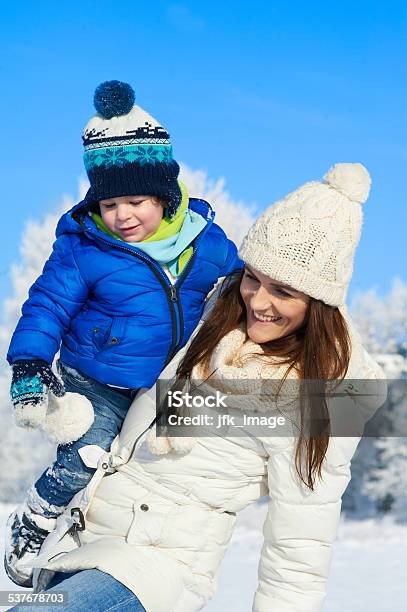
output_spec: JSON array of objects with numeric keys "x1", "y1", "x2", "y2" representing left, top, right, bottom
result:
[
  {"x1": 34, "y1": 361, "x2": 137, "y2": 517},
  {"x1": 9, "y1": 568, "x2": 146, "y2": 611}
]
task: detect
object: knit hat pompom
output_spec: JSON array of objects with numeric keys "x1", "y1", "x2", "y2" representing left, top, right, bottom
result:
[
  {"x1": 94, "y1": 80, "x2": 135, "y2": 119},
  {"x1": 324, "y1": 163, "x2": 371, "y2": 204}
]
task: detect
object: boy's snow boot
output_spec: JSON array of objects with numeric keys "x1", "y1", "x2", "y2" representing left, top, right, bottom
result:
[{"x1": 4, "y1": 503, "x2": 56, "y2": 588}]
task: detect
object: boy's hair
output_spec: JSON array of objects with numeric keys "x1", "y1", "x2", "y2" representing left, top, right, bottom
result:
[{"x1": 152, "y1": 196, "x2": 168, "y2": 209}]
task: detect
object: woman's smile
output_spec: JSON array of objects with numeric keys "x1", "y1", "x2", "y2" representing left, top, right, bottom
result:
[{"x1": 250, "y1": 310, "x2": 283, "y2": 324}]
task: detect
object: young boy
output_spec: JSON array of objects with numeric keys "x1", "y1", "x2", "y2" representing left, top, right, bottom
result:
[{"x1": 5, "y1": 80, "x2": 241, "y2": 586}]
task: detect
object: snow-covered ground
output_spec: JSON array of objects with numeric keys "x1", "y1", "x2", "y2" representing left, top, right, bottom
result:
[
  {"x1": 207, "y1": 504, "x2": 407, "y2": 612},
  {"x1": 1, "y1": 502, "x2": 406, "y2": 611}
]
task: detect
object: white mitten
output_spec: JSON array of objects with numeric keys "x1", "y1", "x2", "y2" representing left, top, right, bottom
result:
[{"x1": 40, "y1": 392, "x2": 94, "y2": 444}]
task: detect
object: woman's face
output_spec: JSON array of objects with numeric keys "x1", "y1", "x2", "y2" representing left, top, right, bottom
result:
[{"x1": 240, "y1": 265, "x2": 310, "y2": 344}]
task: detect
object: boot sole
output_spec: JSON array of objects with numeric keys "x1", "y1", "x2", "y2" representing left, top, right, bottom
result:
[{"x1": 3, "y1": 554, "x2": 33, "y2": 588}]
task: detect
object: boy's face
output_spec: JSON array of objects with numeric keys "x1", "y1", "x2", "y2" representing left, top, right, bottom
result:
[{"x1": 98, "y1": 195, "x2": 164, "y2": 242}]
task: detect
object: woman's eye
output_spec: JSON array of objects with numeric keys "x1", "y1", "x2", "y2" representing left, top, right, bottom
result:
[
  {"x1": 276, "y1": 289, "x2": 291, "y2": 297},
  {"x1": 245, "y1": 272, "x2": 257, "y2": 281}
]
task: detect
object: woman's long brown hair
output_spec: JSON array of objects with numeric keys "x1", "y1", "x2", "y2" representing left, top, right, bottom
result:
[{"x1": 175, "y1": 270, "x2": 351, "y2": 491}]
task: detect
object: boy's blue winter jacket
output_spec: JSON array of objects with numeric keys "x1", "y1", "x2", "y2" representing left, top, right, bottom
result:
[{"x1": 7, "y1": 198, "x2": 242, "y2": 388}]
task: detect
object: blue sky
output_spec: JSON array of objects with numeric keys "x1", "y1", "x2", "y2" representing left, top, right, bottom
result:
[{"x1": 1, "y1": 0, "x2": 406, "y2": 303}]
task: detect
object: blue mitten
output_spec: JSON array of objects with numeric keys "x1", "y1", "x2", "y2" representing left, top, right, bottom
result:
[{"x1": 10, "y1": 360, "x2": 65, "y2": 429}]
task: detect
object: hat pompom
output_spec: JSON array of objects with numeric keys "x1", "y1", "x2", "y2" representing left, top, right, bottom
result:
[
  {"x1": 324, "y1": 163, "x2": 371, "y2": 204},
  {"x1": 94, "y1": 80, "x2": 135, "y2": 119}
]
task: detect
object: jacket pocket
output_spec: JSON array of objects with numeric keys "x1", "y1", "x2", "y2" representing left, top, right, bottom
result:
[
  {"x1": 94, "y1": 317, "x2": 126, "y2": 351},
  {"x1": 158, "y1": 505, "x2": 236, "y2": 579},
  {"x1": 69, "y1": 309, "x2": 113, "y2": 351},
  {"x1": 126, "y1": 498, "x2": 171, "y2": 546},
  {"x1": 91, "y1": 321, "x2": 113, "y2": 350}
]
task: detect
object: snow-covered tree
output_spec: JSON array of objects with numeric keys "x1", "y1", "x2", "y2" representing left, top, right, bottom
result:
[
  {"x1": 351, "y1": 279, "x2": 407, "y2": 355},
  {"x1": 361, "y1": 380, "x2": 407, "y2": 520},
  {"x1": 343, "y1": 286, "x2": 407, "y2": 519}
]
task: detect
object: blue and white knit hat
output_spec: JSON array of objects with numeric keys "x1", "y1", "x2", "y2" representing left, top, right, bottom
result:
[{"x1": 82, "y1": 80, "x2": 182, "y2": 217}]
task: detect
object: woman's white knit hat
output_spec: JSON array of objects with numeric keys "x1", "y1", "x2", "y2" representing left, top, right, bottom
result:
[{"x1": 239, "y1": 163, "x2": 371, "y2": 307}]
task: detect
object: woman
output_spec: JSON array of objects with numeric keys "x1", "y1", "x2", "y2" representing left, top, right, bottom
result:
[{"x1": 15, "y1": 163, "x2": 387, "y2": 612}]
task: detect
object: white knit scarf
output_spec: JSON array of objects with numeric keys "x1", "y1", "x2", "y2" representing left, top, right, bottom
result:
[{"x1": 147, "y1": 325, "x2": 299, "y2": 455}]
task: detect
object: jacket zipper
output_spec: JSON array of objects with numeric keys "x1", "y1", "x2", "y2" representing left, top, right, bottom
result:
[
  {"x1": 81, "y1": 206, "x2": 215, "y2": 366},
  {"x1": 170, "y1": 252, "x2": 196, "y2": 355},
  {"x1": 83, "y1": 227, "x2": 179, "y2": 366},
  {"x1": 168, "y1": 211, "x2": 214, "y2": 357}
]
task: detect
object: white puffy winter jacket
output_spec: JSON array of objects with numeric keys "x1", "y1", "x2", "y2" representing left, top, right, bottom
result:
[{"x1": 31, "y1": 323, "x2": 387, "y2": 612}]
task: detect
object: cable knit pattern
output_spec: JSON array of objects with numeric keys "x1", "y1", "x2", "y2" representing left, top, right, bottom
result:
[{"x1": 239, "y1": 162, "x2": 371, "y2": 306}]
